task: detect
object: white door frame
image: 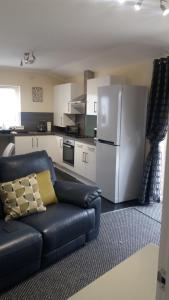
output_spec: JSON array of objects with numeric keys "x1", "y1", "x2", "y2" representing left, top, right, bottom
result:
[{"x1": 156, "y1": 135, "x2": 169, "y2": 299}]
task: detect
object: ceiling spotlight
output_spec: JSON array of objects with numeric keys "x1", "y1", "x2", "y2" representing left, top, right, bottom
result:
[
  {"x1": 163, "y1": 8, "x2": 169, "y2": 15},
  {"x1": 160, "y1": 0, "x2": 169, "y2": 16},
  {"x1": 134, "y1": 0, "x2": 143, "y2": 11}
]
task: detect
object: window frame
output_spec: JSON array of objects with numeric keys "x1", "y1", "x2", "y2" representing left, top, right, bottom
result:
[{"x1": 0, "y1": 85, "x2": 21, "y2": 129}]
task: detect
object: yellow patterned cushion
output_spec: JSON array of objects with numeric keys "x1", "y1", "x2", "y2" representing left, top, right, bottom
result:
[
  {"x1": 36, "y1": 170, "x2": 58, "y2": 206},
  {"x1": 0, "y1": 174, "x2": 46, "y2": 221}
]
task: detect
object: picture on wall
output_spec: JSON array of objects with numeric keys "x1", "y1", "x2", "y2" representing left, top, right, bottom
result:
[{"x1": 32, "y1": 87, "x2": 43, "y2": 102}]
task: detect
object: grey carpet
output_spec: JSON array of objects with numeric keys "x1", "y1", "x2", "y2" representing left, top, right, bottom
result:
[
  {"x1": 134, "y1": 202, "x2": 162, "y2": 223},
  {"x1": 0, "y1": 208, "x2": 161, "y2": 300}
]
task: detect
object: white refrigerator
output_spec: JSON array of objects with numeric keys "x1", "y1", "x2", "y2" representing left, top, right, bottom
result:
[{"x1": 96, "y1": 85, "x2": 148, "y2": 203}]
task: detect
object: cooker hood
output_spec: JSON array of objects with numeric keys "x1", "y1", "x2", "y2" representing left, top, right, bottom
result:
[{"x1": 70, "y1": 70, "x2": 95, "y2": 114}]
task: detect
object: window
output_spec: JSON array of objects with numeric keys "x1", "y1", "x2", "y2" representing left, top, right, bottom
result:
[{"x1": 0, "y1": 86, "x2": 21, "y2": 129}]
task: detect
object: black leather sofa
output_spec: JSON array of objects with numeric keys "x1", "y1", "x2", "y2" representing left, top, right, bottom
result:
[{"x1": 0, "y1": 151, "x2": 101, "y2": 292}]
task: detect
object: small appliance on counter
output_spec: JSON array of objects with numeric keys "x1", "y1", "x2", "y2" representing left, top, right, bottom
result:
[
  {"x1": 37, "y1": 120, "x2": 47, "y2": 132},
  {"x1": 47, "y1": 122, "x2": 52, "y2": 132},
  {"x1": 66, "y1": 125, "x2": 80, "y2": 137}
]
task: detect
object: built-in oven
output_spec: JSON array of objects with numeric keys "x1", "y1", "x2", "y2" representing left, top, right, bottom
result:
[{"x1": 63, "y1": 138, "x2": 75, "y2": 166}]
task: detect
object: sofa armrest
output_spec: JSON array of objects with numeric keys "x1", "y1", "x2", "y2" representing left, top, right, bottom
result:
[
  {"x1": 54, "y1": 181, "x2": 101, "y2": 241},
  {"x1": 54, "y1": 181, "x2": 101, "y2": 209}
]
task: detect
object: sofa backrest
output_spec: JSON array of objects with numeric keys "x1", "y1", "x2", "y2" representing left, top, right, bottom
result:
[{"x1": 0, "y1": 150, "x2": 57, "y2": 219}]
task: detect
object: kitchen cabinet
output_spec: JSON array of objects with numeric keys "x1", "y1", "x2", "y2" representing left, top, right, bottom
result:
[
  {"x1": 74, "y1": 142, "x2": 85, "y2": 178},
  {"x1": 15, "y1": 136, "x2": 33, "y2": 155},
  {"x1": 54, "y1": 83, "x2": 82, "y2": 127},
  {"x1": 87, "y1": 76, "x2": 116, "y2": 115},
  {"x1": 85, "y1": 145, "x2": 96, "y2": 182},
  {"x1": 15, "y1": 135, "x2": 59, "y2": 163},
  {"x1": 37, "y1": 136, "x2": 59, "y2": 163},
  {"x1": 15, "y1": 135, "x2": 96, "y2": 183},
  {"x1": 55, "y1": 136, "x2": 63, "y2": 165},
  {"x1": 74, "y1": 142, "x2": 96, "y2": 182}
]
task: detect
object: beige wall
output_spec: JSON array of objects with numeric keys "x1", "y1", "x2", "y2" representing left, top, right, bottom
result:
[
  {"x1": 0, "y1": 60, "x2": 153, "y2": 114},
  {"x1": 0, "y1": 68, "x2": 66, "y2": 112},
  {"x1": 71, "y1": 59, "x2": 153, "y2": 87}
]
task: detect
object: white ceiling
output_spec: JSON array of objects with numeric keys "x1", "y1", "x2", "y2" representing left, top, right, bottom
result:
[{"x1": 0, "y1": 0, "x2": 169, "y2": 76}]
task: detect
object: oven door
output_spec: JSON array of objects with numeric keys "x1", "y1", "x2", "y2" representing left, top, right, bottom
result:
[{"x1": 63, "y1": 143, "x2": 74, "y2": 166}]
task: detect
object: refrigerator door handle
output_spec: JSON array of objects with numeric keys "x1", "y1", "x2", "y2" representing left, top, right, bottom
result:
[
  {"x1": 94, "y1": 101, "x2": 97, "y2": 113},
  {"x1": 97, "y1": 139, "x2": 120, "y2": 146}
]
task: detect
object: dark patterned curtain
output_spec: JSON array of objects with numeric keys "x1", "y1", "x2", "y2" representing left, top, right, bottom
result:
[{"x1": 140, "y1": 57, "x2": 169, "y2": 204}]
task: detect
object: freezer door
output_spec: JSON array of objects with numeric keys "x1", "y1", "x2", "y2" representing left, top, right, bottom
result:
[
  {"x1": 96, "y1": 141, "x2": 120, "y2": 203},
  {"x1": 97, "y1": 85, "x2": 122, "y2": 145}
]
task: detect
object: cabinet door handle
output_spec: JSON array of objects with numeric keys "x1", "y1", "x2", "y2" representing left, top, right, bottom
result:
[
  {"x1": 94, "y1": 101, "x2": 97, "y2": 113},
  {"x1": 60, "y1": 139, "x2": 62, "y2": 148},
  {"x1": 32, "y1": 137, "x2": 34, "y2": 148},
  {"x1": 64, "y1": 144, "x2": 72, "y2": 148},
  {"x1": 85, "y1": 152, "x2": 88, "y2": 163},
  {"x1": 68, "y1": 103, "x2": 70, "y2": 113},
  {"x1": 36, "y1": 137, "x2": 38, "y2": 148},
  {"x1": 82, "y1": 152, "x2": 85, "y2": 162}
]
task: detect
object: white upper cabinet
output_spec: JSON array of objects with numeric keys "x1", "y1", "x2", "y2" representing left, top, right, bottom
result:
[
  {"x1": 87, "y1": 76, "x2": 121, "y2": 116},
  {"x1": 54, "y1": 83, "x2": 82, "y2": 127}
]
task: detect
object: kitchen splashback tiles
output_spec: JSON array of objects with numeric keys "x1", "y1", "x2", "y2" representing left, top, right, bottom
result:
[{"x1": 21, "y1": 112, "x2": 53, "y2": 131}]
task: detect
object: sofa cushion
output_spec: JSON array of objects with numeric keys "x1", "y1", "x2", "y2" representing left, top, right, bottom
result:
[
  {"x1": 20, "y1": 203, "x2": 95, "y2": 255},
  {"x1": 0, "y1": 150, "x2": 56, "y2": 185},
  {"x1": 0, "y1": 220, "x2": 42, "y2": 289},
  {"x1": 0, "y1": 173, "x2": 46, "y2": 221},
  {"x1": 36, "y1": 170, "x2": 58, "y2": 206}
]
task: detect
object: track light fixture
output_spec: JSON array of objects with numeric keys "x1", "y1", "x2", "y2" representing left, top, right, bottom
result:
[
  {"x1": 20, "y1": 51, "x2": 36, "y2": 67},
  {"x1": 160, "y1": 0, "x2": 169, "y2": 16},
  {"x1": 117, "y1": 0, "x2": 169, "y2": 16},
  {"x1": 134, "y1": 0, "x2": 143, "y2": 11}
]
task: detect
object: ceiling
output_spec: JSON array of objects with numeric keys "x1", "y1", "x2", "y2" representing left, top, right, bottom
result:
[{"x1": 0, "y1": 0, "x2": 169, "y2": 76}]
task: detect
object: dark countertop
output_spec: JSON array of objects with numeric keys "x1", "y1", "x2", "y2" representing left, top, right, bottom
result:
[
  {"x1": 0, "y1": 131, "x2": 96, "y2": 146},
  {"x1": 54, "y1": 132, "x2": 96, "y2": 146}
]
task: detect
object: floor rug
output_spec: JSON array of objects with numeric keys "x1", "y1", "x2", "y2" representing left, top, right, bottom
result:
[{"x1": 0, "y1": 208, "x2": 161, "y2": 300}]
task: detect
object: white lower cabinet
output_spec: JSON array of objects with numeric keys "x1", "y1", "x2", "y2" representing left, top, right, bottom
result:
[
  {"x1": 74, "y1": 142, "x2": 96, "y2": 182},
  {"x1": 74, "y1": 142, "x2": 86, "y2": 178},
  {"x1": 85, "y1": 145, "x2": 96, "y2": 182},
  {"x1": 37, "y1": 136, "x2": 60, "y2": 163},
  {"x1": 15, "y1": 136, "x2": 34, "y2": 155},
  {"x1": 15, "y1": 135, "x2": 62, "y2": 163},
  {"x1": 55, "y1": 136, "x2": 63, "y2": 165},
  {"x1": 15, "y1": 136, "x2": 96, "y2": 182}
]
